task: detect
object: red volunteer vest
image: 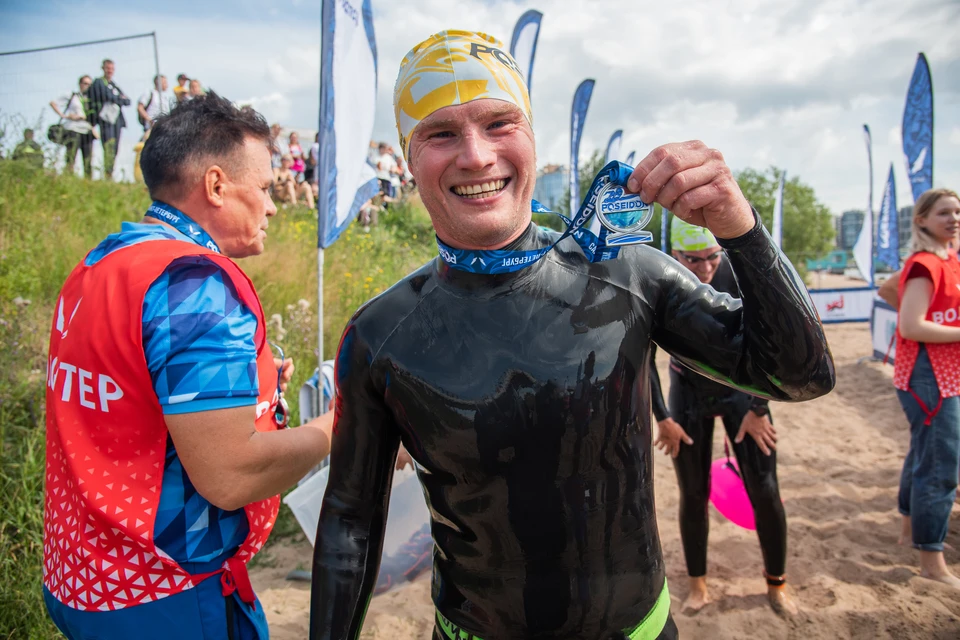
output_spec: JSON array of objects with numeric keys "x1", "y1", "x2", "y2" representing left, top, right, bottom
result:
[
  {"x1": 43, "y1": 239, "x2": 280, "y2": 612},
  {"x1": 894, "y1": 251, "x2": 960, "y2": 399}
]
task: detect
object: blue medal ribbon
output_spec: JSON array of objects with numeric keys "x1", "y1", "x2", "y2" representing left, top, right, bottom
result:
[
  {"x1": 144, "y1": 201, "x2": 221, "y2": 253},
  {"x1": 436, "y1": 161, "x2": 648, "y2": 274}
]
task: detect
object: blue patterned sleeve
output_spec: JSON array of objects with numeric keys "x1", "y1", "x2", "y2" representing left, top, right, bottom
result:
[{"x1": 142, "y1": 256, "x2": 261, "y2": 414}]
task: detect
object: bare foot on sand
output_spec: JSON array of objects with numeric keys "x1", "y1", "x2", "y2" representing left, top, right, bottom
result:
[
  {"x1": 768, "y1": 585, "x2": 798, "y2": 617},
  {"x1": 918, "y1": 551, "x2": 960, "y2": 589},
  {"x1": 681, "y1": 577, "x2": 711, "y2": 614},
  {"x1": 899, "y1": 515, "x2": 911, "y2": 546},
  {"x1": 920, "y1": 570, "x2": 960, "y2": 589}
]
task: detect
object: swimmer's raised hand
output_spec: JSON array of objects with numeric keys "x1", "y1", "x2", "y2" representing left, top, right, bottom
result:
[{"x1": 627, "y1": 141, "x2": 754, "y2": 240}]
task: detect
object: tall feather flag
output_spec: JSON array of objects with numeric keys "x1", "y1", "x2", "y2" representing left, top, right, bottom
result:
[
  {"x1": 853, "y1": 124, "x2": 875, "y2": 286},
  {"x1": 625, "y1": 151, "x2": 636, "y2": 166},
  {"x1": 569, "y1": 79, "x2": 595, "y2": 215},
  {"x1": 604, "y1": 130, "x2": 623, "y2": 164},
  {"x1": 509, "y1": 10, "x2": 543, "y2": 96},
  {"x1": 316, "y1": 0, "x2": 378, "y2": 386},
  {"x1": 876, "y1": 164, "x2": 900, "y2": 270},
  {"x1": 902, "y1": 52, "x2": 933, "y2": 203},
  {"x1": 772, "y1": 172, "x2": 785, "y2": 249},
  {"x1": 661, "y1": 208, "x2": 670, "y2": 253}
]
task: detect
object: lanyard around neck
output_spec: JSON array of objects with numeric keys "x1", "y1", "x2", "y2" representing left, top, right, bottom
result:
[{"x1": 144, "y1": 201, "x2": 220, "y2": 253}]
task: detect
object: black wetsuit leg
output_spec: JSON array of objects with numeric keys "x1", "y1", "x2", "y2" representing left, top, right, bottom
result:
[
  {"x1": 668, "y1": 371, "x2": 716, "y2": 578},
  {"x1": 720, "y1": 398, "x2": 787, "y2": 578}
]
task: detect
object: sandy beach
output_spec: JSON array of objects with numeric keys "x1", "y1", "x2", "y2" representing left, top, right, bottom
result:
[{"x1": 250, "y1": 321, "x2": 960, "y2": 639}]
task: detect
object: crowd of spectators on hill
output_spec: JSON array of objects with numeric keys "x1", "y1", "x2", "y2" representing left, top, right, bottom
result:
[
  {"x1": 7, "y1": 56, "x2": 421, "y2": 234},
  {"x1": 37, "y1": 58, "x2": 209, "y2": 179}
]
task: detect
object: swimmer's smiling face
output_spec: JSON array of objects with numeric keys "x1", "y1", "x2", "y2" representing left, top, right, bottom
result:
[{"x1": 407, "y1": 99, "x2": 536, "y2": 251}]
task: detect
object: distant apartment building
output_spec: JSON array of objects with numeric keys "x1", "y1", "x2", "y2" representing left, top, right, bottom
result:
[
  {"x1": 532, "y1": 164, "x2": 568, "y2": 211},
  {"x1": 836, "y1": 210, "x2": 864, "y2": 250}
]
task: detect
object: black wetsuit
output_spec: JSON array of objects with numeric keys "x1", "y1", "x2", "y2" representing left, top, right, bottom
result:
[
  {"x1": 649, "y1": 256, "x2": 786, "y2": 580},
  {"x1": 310, "y1": 214, "x2": 834, "y2": 640}
]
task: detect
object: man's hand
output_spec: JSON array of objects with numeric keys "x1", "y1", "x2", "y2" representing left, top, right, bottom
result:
[
  {"x1": 735, "y1": 411, "x2": 777, "y2": 455},
  {"x1": 628, "y1": 141, "x2": 754, "y2": 240},
  {"x1": 275, "y1": 357, "x2": 294, "y2": 393},
  {"x1": 654, "y1": 417, "x2": 693, "y2": 458}
]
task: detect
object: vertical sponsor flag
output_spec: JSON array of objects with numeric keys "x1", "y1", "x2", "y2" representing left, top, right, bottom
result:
[
  {"x1": 316, "y1": 0, "x2": 378, "y2": 384},
  {"x1": 661, "y1": 208, "x2": 670, "y2": 253},
  {"x1": 509, "y1": 9, "x2": 543, "y2": 97},
  {"x1": 772, "y1": 172, "x2": 785, "y2": 249},
  {"x1": 318, "y1": 0, "x2": 378, "y2": 248},
  {"x1": 853, "y1": 124, "x2": 874, "y2": 286},
  {"x1": 604, "y1": 129, "x2": 623, "y2": 164},
  {"x1": 902, "y1": 52, "x2": 933, "y2": 202},
  {"x1": 569, "y1": 79, "x2": 595, "y2": 215},
  {"x1": 625, "y1": 150, "x2": 636, "y2": 166},
  {"x1": 877, "y1": 163, "x2": 900, "y2": 270}
]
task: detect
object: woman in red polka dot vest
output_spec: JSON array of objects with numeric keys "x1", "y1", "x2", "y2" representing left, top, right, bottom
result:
[{"x1": 893, "y1": 188, "x2": 960, "y2": 590}]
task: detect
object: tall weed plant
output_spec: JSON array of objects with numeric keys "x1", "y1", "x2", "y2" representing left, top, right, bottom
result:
[{"x1": 0, "y1": 159, "x2": 436, "y2": 638}]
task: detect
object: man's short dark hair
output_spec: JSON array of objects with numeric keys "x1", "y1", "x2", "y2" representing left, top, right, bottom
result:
[
  {"x1": 102, "y1": 59, "x2": 114, "y2": 66},
  {"x1": 140, "y1": 92, "x2": 272, "y2": 200}
]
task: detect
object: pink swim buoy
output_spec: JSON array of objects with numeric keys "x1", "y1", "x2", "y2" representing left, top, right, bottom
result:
[{"x1": 709, "y1": 458, "x2": 756, "y2": 530}]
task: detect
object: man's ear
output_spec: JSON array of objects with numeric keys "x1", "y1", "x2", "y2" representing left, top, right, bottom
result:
[{"x1": 204, "y1": 165, "x2": 228, "y2": 208}]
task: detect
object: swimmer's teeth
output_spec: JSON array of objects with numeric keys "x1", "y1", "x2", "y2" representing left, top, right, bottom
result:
[{"x1": 454, "y1": 179, "x2": 507, "y2": 198}]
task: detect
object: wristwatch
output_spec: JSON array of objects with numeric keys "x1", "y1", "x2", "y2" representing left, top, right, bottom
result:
[{"x1": 749, "y1": 404, "x2": 770, "y2": 417}]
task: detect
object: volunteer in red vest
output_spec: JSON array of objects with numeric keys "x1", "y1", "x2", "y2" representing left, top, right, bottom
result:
[
  {"x1": 43, "y1": 92, "x2": 335, "y2": 639},
  {"x1": 893, "y1": 187, "x2": 960, "y2": 590}
]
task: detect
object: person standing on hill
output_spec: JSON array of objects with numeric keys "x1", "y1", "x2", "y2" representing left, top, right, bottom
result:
[
  {"x1": 42, "y1": 93, "x2": 335, "y2": 640},
  {"x1": 88, "y1": 58, "x2": 130, "y2": 179},
  {"x1": 49, "y1": 75, "x2": 97, "y2": 177},
  {"x1": 137, "y1": 74, "x2": 172, "y2": 135},
  {"x1": 892, "y1": 188, "x2": 960, "y2": 590},
  {"x1": 650, "y1": 217, "x2": 795, "y2": 616}
]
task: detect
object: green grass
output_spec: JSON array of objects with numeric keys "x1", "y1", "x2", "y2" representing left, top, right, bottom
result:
[{"x1": 0, "y1": 159, "x2": 436, "y2": 638}]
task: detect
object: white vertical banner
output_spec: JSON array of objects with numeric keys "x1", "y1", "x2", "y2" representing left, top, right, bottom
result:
[
  {"x1": 772, "y1": 172, "x2": 785, "y2": 249},
  {"x1": 853, "y1": 124, "x2": 875, "y2": 286},
  {"x1": 317, "y1": 0, "x2": 379, "y2": 249},
  {"x1": 509, "y1": 9, "x2": 543, "y2": 96}
]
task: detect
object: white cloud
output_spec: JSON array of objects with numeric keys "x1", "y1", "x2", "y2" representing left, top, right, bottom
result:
[{"x1": 2, "y1": 0, "x2": 957, "y2": 213}]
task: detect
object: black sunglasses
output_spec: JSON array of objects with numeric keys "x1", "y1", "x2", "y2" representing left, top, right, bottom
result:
[
  {"x1": 267, "y1": 341, "x2": 290, "y2": 428},
  {"x1": 678, "y1": 250, "x2": 723, "y2": 265}
]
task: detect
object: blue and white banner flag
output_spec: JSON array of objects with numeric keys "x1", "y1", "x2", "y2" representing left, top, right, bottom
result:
[
  {"x1": 902, "y1": 52, "x2": 933, "y2": 203},
  {"x1": 853, "y1": 124, "x2": 874, "y2": 286},
  {"x1": 317, "y1": 0, "x2": 379, "y2": 248},
  {"x1": 877, "y1": 163, "x2": 900, "y2": 270},
  {"x1": 509, "y1": 9, "x2": 543, "y2": 96},
  {"x1": 661, "y1": 208, "x2": 670, "y2": 253},
  {"x1": 772, "y1": 172, "x2": 785, "y2": 249},
  {"x1": 625, "y1": 150, "x2": 636, "y2": 166},
  {"x1": 604, "y1": 130, "x2": 623, "y2": 164},
  {"x1": 569, "y1": 79, "x2": 595, "y2": 217}
]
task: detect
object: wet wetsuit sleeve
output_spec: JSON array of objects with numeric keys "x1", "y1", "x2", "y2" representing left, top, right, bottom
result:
[
  {"x1": 651, "y1": 211, "x2": 835, "y2": 401},
  {"x1": 310, "y1": 321, "x2": 401, "y2": 640},
  {"x1": 648, "y1": 343, "x2": 670, "y2": 422}
]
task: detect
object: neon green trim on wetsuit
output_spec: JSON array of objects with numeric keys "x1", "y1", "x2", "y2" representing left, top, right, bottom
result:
[{"x1": 435, "y1": 580, "x2": 670, "y2": 640}]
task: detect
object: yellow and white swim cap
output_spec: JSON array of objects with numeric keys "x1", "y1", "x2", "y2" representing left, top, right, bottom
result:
[
  {"x1": 670, "y1": 216, "x2": 719, "y2": 252},
  {"x1": 394, "y1": 30, "x2": 532, "y2": 160}
]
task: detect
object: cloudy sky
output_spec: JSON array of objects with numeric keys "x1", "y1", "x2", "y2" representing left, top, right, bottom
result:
[{"x1": 2, "y1": 0, "x2": 958, "y2": 215}]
